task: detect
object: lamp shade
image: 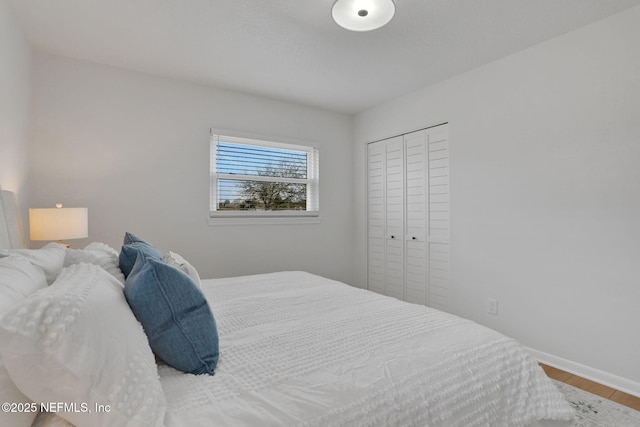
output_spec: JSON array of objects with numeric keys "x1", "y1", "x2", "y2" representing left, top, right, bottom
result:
[
  {"x1": 332, "y1": 0, "x2": 396, "y2": 32},
  {"x1": 29, "y1": 207, "x2": 88, "y2": 241}
]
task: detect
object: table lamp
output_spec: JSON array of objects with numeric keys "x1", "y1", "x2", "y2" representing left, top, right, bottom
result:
[{"x1": 29, "y1": 203, "x2": 88, "y2": 247}]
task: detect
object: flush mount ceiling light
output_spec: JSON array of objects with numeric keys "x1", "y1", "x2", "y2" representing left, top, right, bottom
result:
[{"x1": 332, "y1": 0, "x2": 396, "y2": 32}]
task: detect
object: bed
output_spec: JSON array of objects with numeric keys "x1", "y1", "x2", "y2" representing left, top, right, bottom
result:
[{"x1": 0, "y1": 188, "x2": 575, "y2": 427}]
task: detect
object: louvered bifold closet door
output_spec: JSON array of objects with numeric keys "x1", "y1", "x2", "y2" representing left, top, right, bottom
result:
[
  {"x1": 384, "y1": 137, "x2": 405, "y2": 300},
  {"x1": 404, "y1": 130, "x2": 428, "y2": 305},
  {"x1": 367, "y1": 142, "x2": 385, "y2": 294},
  {"x1": 366, "y1": 123, "x2": 449, "y2": 309},
  {"x1": 426, "y1": 125, "x2": 450, "y2": 310}
]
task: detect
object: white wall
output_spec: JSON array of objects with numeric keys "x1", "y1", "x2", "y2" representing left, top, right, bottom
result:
[
  {"x1": 30, "y1": 53, "x2": 354, "y2": 283},
  {"x1": 0, "y1": 0, "x2": 31, "y2": 216},
  {"x1": 353, "y1": 7, "x2": 640, "y2": 386}
]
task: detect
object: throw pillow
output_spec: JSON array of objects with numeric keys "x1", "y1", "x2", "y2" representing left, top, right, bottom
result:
[{"x1": 124, "y1": 253, "x2": 219, "y2": 375}]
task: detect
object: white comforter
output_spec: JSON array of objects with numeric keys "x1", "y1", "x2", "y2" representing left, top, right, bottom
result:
[{"x1": 160, "y1": 271, "x2": 573, "y2": 427}]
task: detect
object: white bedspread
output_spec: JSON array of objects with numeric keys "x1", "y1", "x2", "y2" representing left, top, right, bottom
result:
[{"x1": 160, "y1": 271, "x2": 574, "y2": 427}]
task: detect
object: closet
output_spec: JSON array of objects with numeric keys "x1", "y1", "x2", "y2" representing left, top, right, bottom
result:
[{"x1": 367, "y1": 123, "x2": 450, "y2": 310}]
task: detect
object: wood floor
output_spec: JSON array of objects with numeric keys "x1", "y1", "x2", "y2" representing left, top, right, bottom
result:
[{"x1": 540, "y1": 363, "x2": 640, "y2": 412}]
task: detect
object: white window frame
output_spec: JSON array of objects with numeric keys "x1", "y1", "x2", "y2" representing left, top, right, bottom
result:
[{"x1": 209, "y1": 129, "x2": 320, "y2": 225}]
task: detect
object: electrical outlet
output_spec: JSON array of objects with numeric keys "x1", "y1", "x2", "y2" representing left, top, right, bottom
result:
[{"x1": 488, "y1": 298, "x2": 498, "y2": 315}]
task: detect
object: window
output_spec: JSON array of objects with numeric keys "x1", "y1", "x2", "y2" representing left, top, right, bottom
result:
[{"x1": 210, "y1": 131, "x2": 319, "y2": 222}]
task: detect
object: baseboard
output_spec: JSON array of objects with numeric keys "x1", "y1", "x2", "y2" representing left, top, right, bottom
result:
[{"x1": 526, "y1": 347, "x2": 640, "y2": 398}]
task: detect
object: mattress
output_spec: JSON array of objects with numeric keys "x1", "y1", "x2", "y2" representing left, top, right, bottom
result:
[{"x1": 159, "y1": 271, "x2": 574, "y2": 427}]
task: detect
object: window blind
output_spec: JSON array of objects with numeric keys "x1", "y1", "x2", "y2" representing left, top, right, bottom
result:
[{"x1": 210, "y1": 133, "x2": 319, "y2": 217}]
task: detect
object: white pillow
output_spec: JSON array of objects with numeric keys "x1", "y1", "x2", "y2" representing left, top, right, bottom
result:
[
  {"x1": 0, "y1": 242, "x2": 66, "y2": 284},
  {"x1": 0, "y1": 256, "x2": 48, "y2": 314},
  {"x1": 163, "y1": 251, "x2": 201, "y2": 288},
  {"x1": 0, "y1": 263, "x2": 166, "y2": 427},
  {"x1": 64, "y1": 242, "x2": 125, "y2": 285},
  {"x1": 0, "y1": 256, "x2": 48, "y2": 427},
  {"x1": 64, "y1": 247, "x2": 101, "y2": 266},
  {"x1": 0, "y1": 362, "x2": 38, "y2": 427},
  {"x1": 84, "y1": 242, "x2": 119, "y2": 257}
]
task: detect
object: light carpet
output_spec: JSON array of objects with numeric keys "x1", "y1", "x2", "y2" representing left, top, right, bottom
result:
[{"x1": 554, "y1": 380, "x2": 640, "y2": 427}]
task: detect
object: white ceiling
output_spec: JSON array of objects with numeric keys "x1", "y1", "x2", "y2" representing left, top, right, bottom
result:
[{"x1": 9, "y1": 0, "x2": 640, "y2": 114}]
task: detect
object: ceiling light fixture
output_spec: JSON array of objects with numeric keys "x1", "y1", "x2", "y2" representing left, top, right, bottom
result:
[{"x1": 332, "y1": 0, "x2": 396, "y2": 32}]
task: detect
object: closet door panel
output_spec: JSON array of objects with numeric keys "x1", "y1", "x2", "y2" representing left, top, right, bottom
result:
[
  {"x1": 403, "y1": 130, "x2": 428, "y2": 305},
  {"x1": 384, "y1": 137, "x2": 404, "y2": 298},
  {"x1": 367, "y1": 141, "x2": 385, "y2": 294},
  {"x1": 427, "y1": 126, "x2": 450, "y2": 310}
]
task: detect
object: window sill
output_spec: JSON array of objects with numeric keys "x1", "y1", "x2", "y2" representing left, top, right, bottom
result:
[{"x1": 208, "y1": 211, "x2": 320, "y2": 226}]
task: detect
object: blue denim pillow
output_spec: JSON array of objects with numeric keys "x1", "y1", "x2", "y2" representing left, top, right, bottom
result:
[
  {"x1": 118, "y1": 241, "x2": 163, "y2": 278},
  {"x1": 123, "y1": 231, "x2": 148, "y2": 245},
  {"x1": 123, "y1": 253, "x2": 219, "y2": 376}
]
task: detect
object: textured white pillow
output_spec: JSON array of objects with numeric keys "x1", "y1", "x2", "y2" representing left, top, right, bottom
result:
[
  {"x1": 64, "y1": 242, "x2": 125, "y2": 285},
  {"x1": 0, "y1": 263, "x2": 166, "y2": 427},
  {"x1": 0, "y1": 242, "x2": 66, "y2": 284},
  {"x1": 0, "y1": 256, "x2": 48, "y2": 314},
  {"x1": 163, "y1": 251, "x2": 202, "y2": 288},
  {"x1": 64, "y1": 247, "x2": 101, "y2": 266},
  {"x1": 0, "y1": 256, "x2": 48, "y2": 427},
  {"x1": 84, "y1": 241, "x2": 119, "y2": 257}
]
